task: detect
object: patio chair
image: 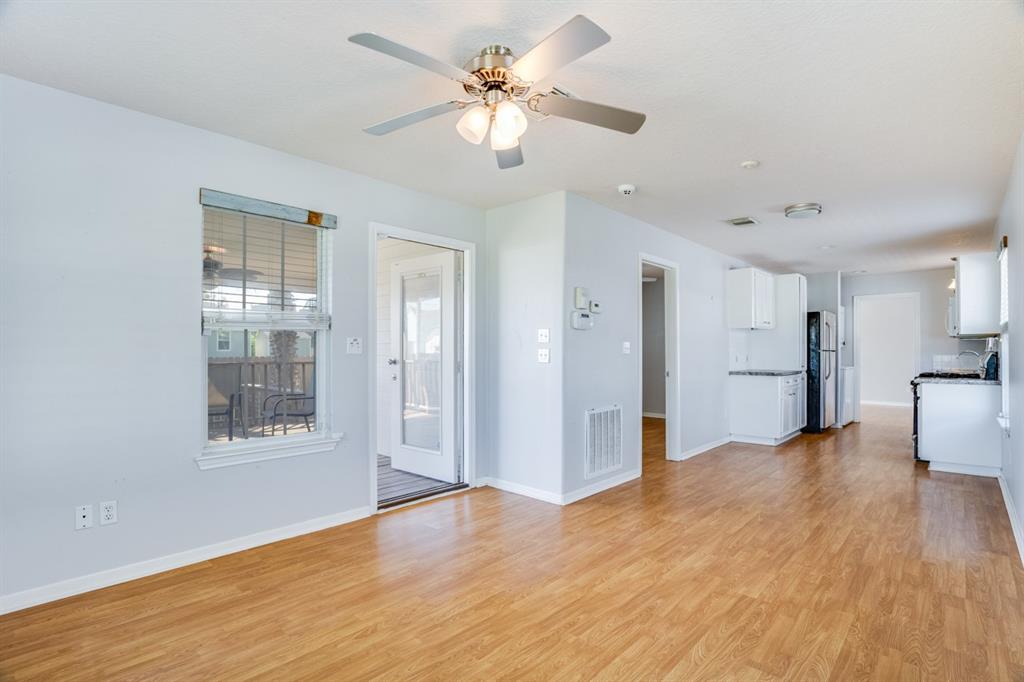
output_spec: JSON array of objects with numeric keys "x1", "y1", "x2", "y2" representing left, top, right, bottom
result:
[{"x1": 261, "y1": 393, "x2": 315, "y2": 436}]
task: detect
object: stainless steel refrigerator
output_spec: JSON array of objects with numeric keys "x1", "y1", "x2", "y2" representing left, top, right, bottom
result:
[{"x1": 803, "y1": 310, "x2": 837, "y2": 433}]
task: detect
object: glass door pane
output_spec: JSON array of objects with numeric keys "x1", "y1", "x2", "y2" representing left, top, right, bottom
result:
[{"x1": 401, "y1": 272, "x2": 442, "y2": 451}]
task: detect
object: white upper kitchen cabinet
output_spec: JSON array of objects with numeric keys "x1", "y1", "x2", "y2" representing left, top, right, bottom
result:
[
  {"x1": 747, "y1": 274, "x2": 807, "y2": 370},
  {"x1": 727, "y1": 268, "x2": 775, "y2": 329},
  {"x1": 947, "y1": 252, "x2": 1000, "y2": 338}
]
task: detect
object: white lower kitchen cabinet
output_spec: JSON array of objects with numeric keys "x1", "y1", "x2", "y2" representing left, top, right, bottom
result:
[
  {"x1": 729, "y1": 372, "x2": 806, "y2": 446},
  {"x1": 919, "y1": 381, "x2": 1002, "y2": 477}
]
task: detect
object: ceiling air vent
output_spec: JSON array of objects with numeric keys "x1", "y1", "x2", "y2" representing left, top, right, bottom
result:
[{"x1": 724, "y1": 216, "x2": 759, "y2": 227}]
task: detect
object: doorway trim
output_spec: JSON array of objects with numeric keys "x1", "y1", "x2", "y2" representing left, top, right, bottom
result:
[
  {"x1": 638, "y1": 253, "x2": 682, "y2": 465},
  {"x1": 852, "y1": 292, "x2": 921, "y2": 409},
  {"x1": 368, "y1": 223, "x2": 477, "y2": 511}
]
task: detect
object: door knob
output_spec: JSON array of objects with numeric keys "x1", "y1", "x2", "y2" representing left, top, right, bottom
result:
[{"x1": 387, "y1": 358, "x2": 399, "y2": 366}]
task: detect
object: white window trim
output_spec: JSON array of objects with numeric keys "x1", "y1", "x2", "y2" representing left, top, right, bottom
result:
[
  {"x1": 216, "y1": 330, "x2": 232, "y2": 352},
  {"x1": 196, "y1": 207, "x2": 336, "y2": 470},
  {"x1": 196, "y1": 431, "x2": 344, "y2": 470}
]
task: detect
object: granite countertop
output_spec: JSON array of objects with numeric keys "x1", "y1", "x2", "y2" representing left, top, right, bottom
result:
[
  {"x1": 729, "y1": 370, "x2": 804, "y2": 377},
  {"x1": 913, "y1": 376, "x2": 1000, "y2": 386}
]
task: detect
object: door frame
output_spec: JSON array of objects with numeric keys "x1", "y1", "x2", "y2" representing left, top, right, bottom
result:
[
  {"x1": 852, "y1": 292, "x2": 921, "y2": 408},
  {"x1": 368, "y1": 223, "x2": 476, "y2": 511},
  {"x1": 637, "y1": 253, "x2": 682, "y2": 465}
]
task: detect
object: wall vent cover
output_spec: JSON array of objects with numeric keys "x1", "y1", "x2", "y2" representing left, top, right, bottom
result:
[
  {"x1": 585, "y1": 404, "x2": 623, "y2": 478},
  {"x1": 724, "y1": 216, "x2": 759, "y2": 226}
]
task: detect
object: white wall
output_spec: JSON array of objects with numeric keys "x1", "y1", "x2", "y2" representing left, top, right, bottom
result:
[
  {"x1": 806, "y1": 272, "x2": 840, "y2": 314},
  {"x1": 841, "y1": 269, "x2": 984, "y2": 371},
  {"x1": 855, "y1": 294, "x2": 919, "y2": 405},
  {"x1": 483, "y1": 193, "x2": 566, "y2": 497},
  {"x1": 562, "y1": 194, "x2": 741, "y2": 496},
  {"x1": 642, "y1": 278, "x2": 666, "y2": 415},
  {"x1": 0, "y1": 76, "x2": 486, "y2": 600},
  {"x1": 997, "y1": 132, "x2": 1023, "y2": 557}
]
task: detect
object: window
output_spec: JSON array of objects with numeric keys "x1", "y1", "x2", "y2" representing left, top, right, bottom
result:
[{"x1": 200, "y1": 190, "x2": 334, "y2": 453}]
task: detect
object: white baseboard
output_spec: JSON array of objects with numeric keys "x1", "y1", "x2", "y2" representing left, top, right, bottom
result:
[
  {"x1": 562, "y1": 469, "x2": 641, "y2": 505},
  {"x1": 477, "y1": 477, "x2": 563, "y2": 505},
  {"x1": 861, "y1": 400, "x2": 912, "y2": 408},
  {"x1": 0, "y1": 506, "x2": 372, "y2": 616},
  {"x1": 927, "y1": 461, "x2": 1000, "y2": 478},
  {"x1": 998, "y1": 474, "x2": 1024, "y2": 569},
  {"x1": 642, "y1": 412, "x2": 666, "y2": 419},
  {"x1": 480, "y1": 469, "x2": 641, "y2": 506},
  {"x1": 730, "y1": 430, "x2": 801, "y2": 447},
  {"x1": 673, "y1": 436, "x2": 731, "y2": 462}
]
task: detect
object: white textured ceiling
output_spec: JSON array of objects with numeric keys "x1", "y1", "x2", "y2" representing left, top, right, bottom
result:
[{"x1": 2, "y1": 0, "x2": 1022, "y2": 273}]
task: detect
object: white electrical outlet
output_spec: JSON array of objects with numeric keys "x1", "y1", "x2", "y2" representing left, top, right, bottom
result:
[
  {"x1": 537, "y1": 328, "x2": 550, "y2": 343},
  {"x1": 622, "y1": 341, "x2": 631, "y2": 354},
  {"x1": 537, "y1": 348, "x2": 551, "y2": 363},
  {"x1": 100, "y1": 500, "x2": 118, "y2": 525},
  {"x1": 75, "y1": 504, "x2": 93, "y2": 530}
]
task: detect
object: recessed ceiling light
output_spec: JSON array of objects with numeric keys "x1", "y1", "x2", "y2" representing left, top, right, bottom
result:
[
  {"x1": 740, "y1": 160, "x2": 760, "y2": 169},
  {"x1": 819, "y1": 244, "x2": 835, "y2": 251},
  {"x1": 785, "y1": 202, "x2": 823, "y2": 219},
  {"x1": 849, "y1": 269, "x2": 867, "y2": 274}
]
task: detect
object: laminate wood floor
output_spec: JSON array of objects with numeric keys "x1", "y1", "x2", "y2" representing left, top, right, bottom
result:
[{"x1": 3, "y1": 406, "x2": 1023, "y2": 680}]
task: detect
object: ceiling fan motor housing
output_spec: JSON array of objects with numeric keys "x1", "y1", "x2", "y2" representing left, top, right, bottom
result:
[{"x1": 463, "y1": 45, "x2": 528, "y2": 100}]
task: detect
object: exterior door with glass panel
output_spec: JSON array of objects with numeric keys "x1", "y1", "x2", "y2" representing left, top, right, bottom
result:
[{"x1": 389, "y1": 252, "x2": 457, "y2": 483}]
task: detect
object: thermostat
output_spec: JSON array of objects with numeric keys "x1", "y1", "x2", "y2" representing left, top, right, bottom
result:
[
  {"x1": 589, "y1": 300, "x2": 602, "y2": 314},
  {"x1": 571, "y1": 311, "x2": 594, "y2": 330}
]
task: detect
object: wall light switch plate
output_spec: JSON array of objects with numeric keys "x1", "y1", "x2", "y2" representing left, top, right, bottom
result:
[
  {"x1": 622, "y1": 341, "x2": 631, "y2": 354},
  {"x1": 346, "y1": 337, "x2": 363, "y2": 354},
  {"x1": 75, "y1": 504, "x2": 93, "y2": 530},
  {"x1": 537, "y1": 328, "x2": 550, "y2": 343},
  {"x1": 100, "y1": 500, "x2": 118, "y2": 525},
  {"x1": 537, "y1": 348, "x2": 551, "y2": 363}
]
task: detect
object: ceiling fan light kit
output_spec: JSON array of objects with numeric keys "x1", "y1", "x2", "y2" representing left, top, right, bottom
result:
[{"x1": 349, "y1": 15, "x2": 647, "y2": 169}]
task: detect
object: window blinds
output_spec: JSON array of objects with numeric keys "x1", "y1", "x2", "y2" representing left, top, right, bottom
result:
[{"x1": 202, "y1": 207, "x2": 327, "y2": 328}]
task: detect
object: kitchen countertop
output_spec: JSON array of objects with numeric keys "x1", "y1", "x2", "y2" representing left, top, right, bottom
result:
[
  {"x1": 913, "y1": 376, "x2": 1000, "y2": 386},
  {"x1": 729, "y1": 370, "x2": 804, "y2": 377}
]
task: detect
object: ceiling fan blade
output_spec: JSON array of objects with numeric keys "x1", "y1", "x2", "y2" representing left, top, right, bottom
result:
[
  {"x1": 531, "y1": 94, "x2": 646, "y2": 134},
  {"x1": 349, "y1": 33, "x2": 475, "y2": 83},
  {"x1": 364, "y1": 101, "x2": 464, "y2": 136},
  {"x1": 496, "y1": 144, "x2": 524, "y2": 169},
  {"x1": 512, "y1": 15, "x2": 610, "y2": 84}
]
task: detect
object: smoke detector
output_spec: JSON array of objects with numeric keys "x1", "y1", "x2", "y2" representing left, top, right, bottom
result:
[
  {"x1": 617, "y1": 184, "x2": 636, "y2": 196},
  {"x1": 724, "y1": 216, "x2": 759, "y2": 227},
  {"x1": 785, "y1": 202, "x2": 822, "y2": 219}
]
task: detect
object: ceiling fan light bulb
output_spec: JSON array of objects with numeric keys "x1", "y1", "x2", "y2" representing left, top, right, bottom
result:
[
  {"x1": 456, "y1": 106, "x2": 490, "y2": 145},
  {"x1": 489, "y1": 123, "x2": 519, "y2": 151},
  {"x1": 494, "y1": 100, "x2": 528, "y2": 139}
]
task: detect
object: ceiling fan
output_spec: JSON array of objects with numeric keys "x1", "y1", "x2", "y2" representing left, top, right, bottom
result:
[{"x1": 348, "y1": 15, "x2": 646, "y2": 169}]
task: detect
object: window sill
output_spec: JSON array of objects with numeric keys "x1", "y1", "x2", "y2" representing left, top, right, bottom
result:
[{"x1": 195, "y1": 432, "x2": 344, "y2": 470}]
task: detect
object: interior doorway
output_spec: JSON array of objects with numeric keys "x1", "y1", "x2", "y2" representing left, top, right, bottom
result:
[
  {"x1": 639, "y1": 256, "x2": 681, "y2": 468},
  {"x1": 374, "y1": 235, "x2": 469, "y2": 508},
  {"x1": 853, "y1": 292, "x2": 920, "y2": 413}
]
